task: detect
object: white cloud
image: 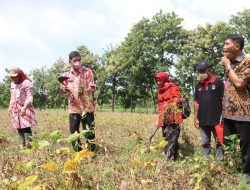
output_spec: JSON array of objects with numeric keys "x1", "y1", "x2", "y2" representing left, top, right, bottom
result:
[
  {"x1": 104, "y1": 0, "x2": 174, "y2": 22},
  {"x1": 0, "y1": 0, "x2": 249, "y2": 81},
  {"x1": 173, "y1": 0, "x2": 250, "y2": 27}
]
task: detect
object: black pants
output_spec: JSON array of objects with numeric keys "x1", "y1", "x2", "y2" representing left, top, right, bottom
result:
[
  {"x1": 199, "y1": 125, "x2": 223, "y2": 157},
  {"x1": 17, "y1": 127, "x2": 32, "y2": 133},
  {"x1": 17, "y1": 127, "x2": 32, "y2": 149},
  {"x1": 162, "y1": 124, "x2": 180, "y2": 161},
  {"x1": 224, "y1": 118, "x2": 250, "y2": 173},
  {"x1": 69, "y1": 112, "x2": 95, "y2": 151}
]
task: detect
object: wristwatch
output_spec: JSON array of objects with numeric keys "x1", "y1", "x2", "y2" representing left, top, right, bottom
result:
[{"x1": 225, "y1": 67, "x2": 231, "y2": 73}]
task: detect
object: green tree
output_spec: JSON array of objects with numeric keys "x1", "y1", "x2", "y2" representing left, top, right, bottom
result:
[
  {"x1": 97, "y1": 45, "x2": 128, "y2": 112},
  {"x1": 45, "y1": 59, "x2": 67, "y2": 108},
  {"x1": 113, "y1": 11, "x2": 186, "y2": 112},
  {"x1": 77, "y1": 45, "x2": 100, "y2": 75},
  {"x1": 229, "y1": 9, "x2": 250, "y2": 53},
  {"x1": 0, "y1": 73, "x2": 11, "y2": 108},
  {"x1": 175, "y1": 22, "x2": 233, "y2": 94},
  {"x1": 30, "y1": 59, "x2": 67, "y2": 108},
  {"x1": 30, "y1": 66, "x2": 47, "y2": 108}
]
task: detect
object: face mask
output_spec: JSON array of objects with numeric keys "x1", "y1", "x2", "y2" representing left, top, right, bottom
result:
[
  {"x1": 199, "y1": 73, "x2": 208, "y2": 80},
  {"x1": 72, "y1": 62, "x2": 81, "y2": 70}
]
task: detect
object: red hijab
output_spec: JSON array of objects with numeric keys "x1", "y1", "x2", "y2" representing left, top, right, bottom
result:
[
  {"x1": 155, "y1": 72, "x2": 176, "y2": 94},
  {"x1": 14, "y1": 70, "x2": 28, "y2": 84}
]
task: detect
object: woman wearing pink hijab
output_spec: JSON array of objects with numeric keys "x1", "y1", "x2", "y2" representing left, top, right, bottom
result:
[{"x1": 8, "y1": 67, "x2": 36, "y2": 149}]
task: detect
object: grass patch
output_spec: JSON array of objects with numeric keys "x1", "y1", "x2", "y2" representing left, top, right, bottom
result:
[{"x1": 0, "y1": 109, "x2": 247, "y2": 189}]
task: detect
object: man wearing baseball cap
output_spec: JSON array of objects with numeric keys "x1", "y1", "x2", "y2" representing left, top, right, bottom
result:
[{"x1": 194, "y1": 61, "x2": 224, "y2": 158}]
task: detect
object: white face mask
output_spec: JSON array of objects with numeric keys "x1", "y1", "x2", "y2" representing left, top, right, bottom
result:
[
  {"x1": 72, "y1": 62, "x2": 81, "y2": 70},
  {"x1": 199, "y1": 73, "x2": 208, "y2": 80}
]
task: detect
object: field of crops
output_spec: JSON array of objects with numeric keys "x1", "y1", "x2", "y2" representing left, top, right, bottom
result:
[{"x1": 0, "y1": 109, "x2": 248, "y2": 190}]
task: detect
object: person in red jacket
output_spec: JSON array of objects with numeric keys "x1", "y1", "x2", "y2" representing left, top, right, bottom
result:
[{"x1": 155, "y1": 71, "x2": 183, "y2": 161}]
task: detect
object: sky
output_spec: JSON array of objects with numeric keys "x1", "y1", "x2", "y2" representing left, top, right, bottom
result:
[{"x1": 0, "y1": 0, "x2": 249, "y2": 80}]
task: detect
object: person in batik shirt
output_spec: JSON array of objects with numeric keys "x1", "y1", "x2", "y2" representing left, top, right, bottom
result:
[
  {"x1": 60, "y1": 51, "x2": 95, "y2": 152},
  {"x1": 220, "y1": 34, "x2": 250, "y2": 183},
  {"x1": 8, "y1": 67, "x2": 36, "y2": 149}
]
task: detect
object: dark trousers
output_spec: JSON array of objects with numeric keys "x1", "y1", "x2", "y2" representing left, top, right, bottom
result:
[
  {"x1": 162, "y1": 124, "x2": 180, "y2": 161},
  {"x1": 199, "y1": 125, "x2": 223, "y2": 157},
  {"x1": 224, "y1": 118, "x2": 250, "y2": 174},
  {"x1": 17, "y1": 127, "x2": 32, "y2": 133},
  {"x1": 17, "y1": 127, "x2": 32, "y2": 149},
  {"x1": 69, "y1": 112, "x2": 95, "y2": 151}
]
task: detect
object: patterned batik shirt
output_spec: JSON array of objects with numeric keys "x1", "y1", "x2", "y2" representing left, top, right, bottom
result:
[
  {"x1": 61, "y1": 66, "x2": 95, "y2": 114},
  {"x1": 223, "y1": 52, "x2": 250, "y2": 121},
  {"x1": 10, "y1": 80, "x2": 37, "y2": 129}
]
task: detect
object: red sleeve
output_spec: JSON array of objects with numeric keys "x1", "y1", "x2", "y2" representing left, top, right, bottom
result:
[{"x1": 162, "y1": 86, "x2": 181, "y2": 101}]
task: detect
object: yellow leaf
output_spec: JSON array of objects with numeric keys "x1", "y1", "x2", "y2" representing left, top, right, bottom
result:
[
  {"x1": 17, "y1": 183, "x2": 25, "y2": 190},
  {"x1": 64, "y1": 177, "x2": 73, "y2": 187},
  {"x1": 82, "y1": 111, "x2": 87, "y2": 118},
  {"x1": 159, "y1": 139, "x2": 167, "y2": 148},
  {"x1": 140, "y1": 179, "x2": 153, "y2": 186},
  {"x1": 56, "y1": 147, "x2": 71, "y2": 154},
  {"x1": 27, "y1": 185, "x2": 46, "y2": 190},
  {"x1": 144, "y1": 162, "x2": 155, "y2": 169},
  {"x1": 24, "y1": 175, "x2": 38, "y2": 185},
  {"x1": 39, "y1": 161, "x2": 57, "y2": 172},
  {"x1": 131, "y1": 158, "x2": 140, "y2": 165},
  {"x1": 63, "y1": 160, "x2": 78, "y2": 173},
  {"x1": 74, "y1": 149, "x2": 93, "y2": 161}
]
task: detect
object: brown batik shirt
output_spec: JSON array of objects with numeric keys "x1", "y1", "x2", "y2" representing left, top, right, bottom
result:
[{"x1": 223, "y1": 52, "x2": 250, "y2": 121}]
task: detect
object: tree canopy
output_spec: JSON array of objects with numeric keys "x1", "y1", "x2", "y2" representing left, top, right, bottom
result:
[{"x1": 0, "y1": 9, "x2": 249, "y2": 112}]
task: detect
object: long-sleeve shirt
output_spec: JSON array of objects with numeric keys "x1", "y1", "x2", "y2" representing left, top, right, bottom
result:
[
  {"x1": 157, "y1": 84, "x2": 183, "y2": 126},
  {"x1": 60, "y1": 66, "x2": 95, "y2": 114},
  {"x1": 10, "y1": 79, "x2": 36, "y2": 129}
]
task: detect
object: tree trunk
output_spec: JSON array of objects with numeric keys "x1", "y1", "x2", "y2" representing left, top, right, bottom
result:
[
  {"x1": 112, "y1": 92, "x2": 115, "y2": 112},
  {"x1": 111, "y1": 76, "x2": 117, "y2": 112},
  {"x1": 130, "y1": 96, "x2": 133, "y2": 113},
  {"x1": 150, "y1": 87, "x2": 157, "y2": 113},
  {"x1": 145, "y1": 99, "x2": 148, "y2": 114},
  {"x1": 191, "y1": 77, "x2": 195, "y2": 96}
]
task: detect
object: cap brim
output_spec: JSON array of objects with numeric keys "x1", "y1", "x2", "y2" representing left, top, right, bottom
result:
[
  {"x1": 197, "y1": 67, "x2": 206, "y2": 70},
  {"x1": 9, "y1": 73, "x2": 18, "y2": 77},
  {"x1": 58, "y1": 76, "x2": 69, "y2": 84}
]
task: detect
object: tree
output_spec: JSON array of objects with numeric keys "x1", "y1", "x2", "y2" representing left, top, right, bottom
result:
[
  {"x1": 30, "y1": 66, "x2": 48, "y2": 108},
  {"x1": 45, "y1": 59, "x2": 67, "y2": 108},
  {"x1": 97, "y1": 45, "x2": 127, "y2": 112},
  {"x1": 175, "y1": 22, "x2": 233, "y2": 95},
  {"x1": 229, "y1": 9, "x2": 250, "y2": 53},
  {"x1": 112, "y1": 11, "x2": 186, "y2": 112},
  {"x1": 0, "y1": 72, "x2": 11, "y2": 108},
  {"x1": 77, "y1": 45, "x2": 100, "y2": 75},
  {"x1": 30, "y1": 59, "x2": 67, "y2": 108}
]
